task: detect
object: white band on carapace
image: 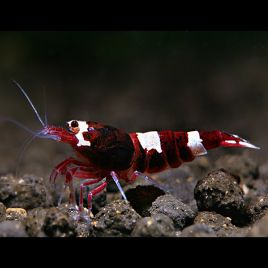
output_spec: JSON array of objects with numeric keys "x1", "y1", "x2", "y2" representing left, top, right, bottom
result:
[
  {"x1": 187, "y1": 131, "x2": 207, "y2": 156},
  {"x1": 136, "y1": 131, "x2": 162, "y2": 153},
  {"x1": 68, "y1": 120, "x2": 91, "y2": 147}
]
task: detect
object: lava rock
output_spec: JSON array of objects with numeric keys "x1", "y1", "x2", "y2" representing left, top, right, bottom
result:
[
  {"x1": 180, "y1": 223, "x2": 217, "y2": 237},
  {"x1": 42, "y1": 207, "x2": 77, "y2": 237},
  {"x1": 0, "y1": 174, "x2": 53, "y2": 209},
  {"x1": 0, "y1": 202, "x2": 6, "y2": 222},
  {"x1": 154, "y1": 166, "x2": 197, "y2": 204},
  {"x1": 131, "y1": 214, "x2": 175, "y2": 237},
  {"x1": 0, "y1": 221, "x2": 28, "y2": 237},
  {"x1": 245, "y1": 195, "x2": 268, "y2": 224},
  {"x1": 215, "y1": 154, "x2": 259, "y2": 180},
  {"x1": 93, "y1": 200, "x2": 141, "y2": 236},
  {"x1": 194, "y1": 211, "x2": 238, "y2": 237},
  {"x1": 24, "y1": 207, "x2": 48, "y2": 237},
  {"x1": 75, "y1": 222, "x2": 94, "y2": 237},
  {"x1": 248, "y1": 212, "x2": 268, "y2": 237},
  {"x1": 0, "y1": 174, "x2": 16, "y2": 201},
  {"x1": 242, "y1": 179, "x2": 268, "y2": 202},
  {"x1": 6, "y1": 208, "x2": 27, "y2": 222},
  {"x1": 194, "y1": 169, "x2": 245, "y2": 221},
  {"x1": 125, "y1": 185, "x2": 165, "y2": 217},
  {"x1": 149, "y1": 194, "x2": 196, "y2": 230}
]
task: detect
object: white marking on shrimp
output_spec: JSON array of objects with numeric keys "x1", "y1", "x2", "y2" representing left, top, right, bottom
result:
[
  {"x1": 187, "y1": 131, "x2": 207, "y2": 156},
  {"x1": 68, "y1": 120, "x2": 91, "y2": 147},
  {"x1": 137, "y1": 131, "x2": 162, "y2": 153},
  {"x1": 225, "y1": 140, "x2": 236, "y2": 144}
]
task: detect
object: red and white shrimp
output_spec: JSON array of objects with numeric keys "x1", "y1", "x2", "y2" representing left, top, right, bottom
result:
[{"x1": 10, "y1": 82, "x2": 260, "y2": 219}]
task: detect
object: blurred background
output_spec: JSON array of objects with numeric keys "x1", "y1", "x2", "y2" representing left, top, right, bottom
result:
[{"x1": 0, "y1": 31, "x2": 266, "y2": 176}]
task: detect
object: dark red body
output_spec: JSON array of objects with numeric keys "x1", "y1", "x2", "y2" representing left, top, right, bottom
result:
[
  {"x1": 60, "y1": 121, "x2": 257, "y2": 183},
  {"x1": 44, "y1": 120, "x2": 259, "y2": 213}
]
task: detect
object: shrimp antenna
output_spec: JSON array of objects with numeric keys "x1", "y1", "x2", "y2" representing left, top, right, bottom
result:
[
  {"x1": 42, "y1": 86, "x2": 48, "y2": 126},
  {"x1": 12, "y1": 80, "x2": 46, "y2": 127}
]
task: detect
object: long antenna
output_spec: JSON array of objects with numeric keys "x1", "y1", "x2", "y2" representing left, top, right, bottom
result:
[
  {"x1": 42, "y1": 86, "x2": 48, "y2": 126},
  {"x1": 12, "y1": 80, "x2": 46, "y2": 127}
]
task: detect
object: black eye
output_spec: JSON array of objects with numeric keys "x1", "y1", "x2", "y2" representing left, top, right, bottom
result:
[
  {"x1": 88, "y1": 127, "x2": 94, "y2": 132},
  {"x1": 71, "y1": 120, "x2": 78, "y2": 128}
]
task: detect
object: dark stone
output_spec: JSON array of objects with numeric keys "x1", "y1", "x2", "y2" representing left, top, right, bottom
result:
[
  {"x1": 131, "y1": 214, "x2": 175, "y2": 237},
  {"x1": 42, "y1": 207, "x2": 77, "y2": 237},
  {"x1": 93, "y1": 200, "x2": 141, "y2": 236},
  {"x1": 194, "y1": 169, "x2": 245, "y2": 223},
  {"x1": 0, "y1": 221, "x2": 28, "y2": 237},
  {"x1": 149, "y1": 194, "x2": 196, "y2": 230},
  {"x1": 125, "y1": 185, "x2": 165, "y2": 216},
  {"x1": 153, "y1": 166, "x2": 197, "y2": 205},
  {"x1": 242, "y1": 179, "x2": 268, "y2": 203},
  {"x1": 24, "y1": 207, "x2": 48, "y2": 237},
  {"x1": 0, "y1": 174, "x2": 53, "y2": 209},
  {"x1": 0, "y1": 202, "x2": 6, "y2": 222},
  {"x1": 245, "y1": 195, "x2": 268, "y2": 224},
  {"x1": 75, "y1": 222, "x2": 94, "y2": 237},
  {"x1": 194, "y1": 211, "x2": 238, "y2": 237},
  {"x1": 180, "y1": 224, "x2": 216, "y2": 237}
]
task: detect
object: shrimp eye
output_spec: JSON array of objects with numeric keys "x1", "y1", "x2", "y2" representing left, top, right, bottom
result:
[{"x1": 71, "y1": 120, "x2": 78, "y2": 128}]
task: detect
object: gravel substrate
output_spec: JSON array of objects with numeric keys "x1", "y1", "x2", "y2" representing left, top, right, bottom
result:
[{"x1": 1, "y1": 153, "x2": 268, "y2": 237}]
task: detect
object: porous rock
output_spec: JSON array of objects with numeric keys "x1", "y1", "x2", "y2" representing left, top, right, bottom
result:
[
  {"x1": 194, "y1": 211, "x2": 238, "y2": 237},
  {"x1": 194, "y1": 169, "x2": 245, "y2": 222},
  {"x1": 149, "y1": 194, "x2": 196, "y2": 230},
  {"x1": 245, "y1": 195, "x2": 268, "y2": 224},
  {"x1": 154, "y1": 166, "x2": 197, "y2": 205},
  {"x1": 0, "y1": 174, "x2": 53, "y2": 209},
  {"x1": 6, "y1": 208, "x2": 27, "y2": 221},
  {"x1": 93, "y1": 200, "x2": 141, "y2": 236},
  {"x1": 24, "y1": 207, "x2": 48, "y2": 237},
  {"x1": 131, "y1": 213, "x2": 175, "y2": 237},
  {"x1": 42, "y1": 207, "x2": 77, "y2": 237}
]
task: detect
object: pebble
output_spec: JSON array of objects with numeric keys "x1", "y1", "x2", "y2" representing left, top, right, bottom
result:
[
  {"x1": 6, "y1": 208, "x2": 27, "y2": 221},
  {"x1": 194, "y1": 169, "x2": 245, "y2": 223},
  {"x1": 131, "y1": 214, "x2": 175, "y2": 237},
  {"x1": 149, "y1": 194, "x2": 196, "y2": 230},
  {"x1": 0, "y1": 174, "x2": 53, "y2": 209},
  {"x1": 194, "y1": 211, "x2": 238, "y2": 237},
  {"x1": 93, "y1": 200, "x2": 141, "y2": 236},
  {"x1": 245, "y1": 195, "x2": 268, "y2": 224}
]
